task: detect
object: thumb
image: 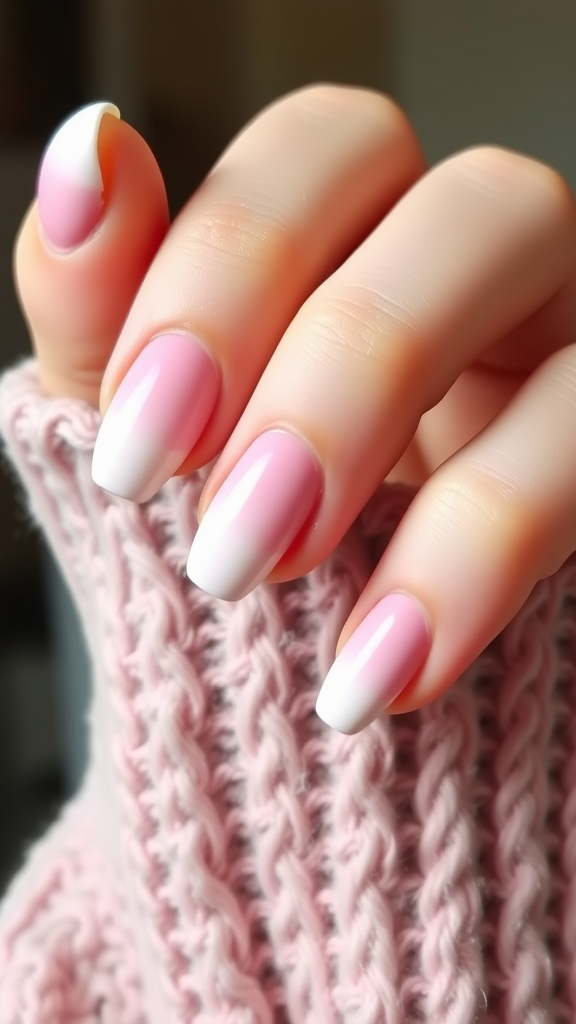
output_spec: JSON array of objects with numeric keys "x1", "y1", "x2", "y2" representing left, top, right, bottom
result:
[{"x1": 13, "y1": 102, "x2": 169, "y2": 406}]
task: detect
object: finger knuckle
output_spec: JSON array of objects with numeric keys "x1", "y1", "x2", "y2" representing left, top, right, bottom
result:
[
  {"x1": 449, "y1": 146, "x2": 576, "y2": 222},
  {"x1": 304, "y1": 290, "x2": 414, "y2": 382},
  {"x1": 304, "y1": 297, "x2": 370, "y2": 373},
  {"x1": 184, "y1": 198, "x2": 292, "y2": 271},
  {"x1": 433, "y1": 465, "x2": 537, "y2": 555},
  {"x1": 292, "y1": 84, "x2": 416, "y2": 150}
]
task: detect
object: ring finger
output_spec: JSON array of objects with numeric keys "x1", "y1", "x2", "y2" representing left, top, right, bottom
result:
[{"x1": 185, "y1": 147, "x2": 576, "y2": 729}]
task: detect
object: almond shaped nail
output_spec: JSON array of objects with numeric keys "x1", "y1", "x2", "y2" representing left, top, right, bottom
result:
[
  {"x1": 315, "y1": 593, "x2": 432, "y2": 734},
  {"x1": 37, "y1": 100, "x2": 120, "y2": 251},
  {"x1": 187, "y1": 430, "x2": 323, "y2": 600},
  {"x1": 92, "y1": 333, "x2": 220, "y2": 502}
]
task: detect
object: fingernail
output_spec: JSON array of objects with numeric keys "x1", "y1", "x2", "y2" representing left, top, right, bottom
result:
[
  {"x1": 37, "y1": 101, "x2": 120, "y2": 251},
  {"x1": 92, "y1": 333, "x2": 219, "y2": 502},
  {"x1": 315, "y1": 592, "x2": 432, "y2": 734},
  {"x1": 187, "y1": 430, "x2": 323, "y2": 600}
]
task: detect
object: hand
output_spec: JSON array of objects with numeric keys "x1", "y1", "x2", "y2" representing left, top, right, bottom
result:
[{"x1": 14, "y1": 87, "x2": 576, "y2": 733}]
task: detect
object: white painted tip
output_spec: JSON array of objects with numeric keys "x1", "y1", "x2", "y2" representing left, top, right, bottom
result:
[{"x1": 42, "y1": 101, "x2": 120, "y2": 190}]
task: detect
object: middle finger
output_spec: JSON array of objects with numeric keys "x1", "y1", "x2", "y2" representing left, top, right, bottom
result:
[{"x1": 188, "y1": 146, "x2": 576, "y2": 599}]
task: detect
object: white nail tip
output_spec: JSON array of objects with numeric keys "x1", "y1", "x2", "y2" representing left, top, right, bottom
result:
[
  {"x1": 315, "y1": 668, "x2": 375, "y2": 735},
  {"x1": 42, "y1": 101, "x2": 120, "y2": 191}
]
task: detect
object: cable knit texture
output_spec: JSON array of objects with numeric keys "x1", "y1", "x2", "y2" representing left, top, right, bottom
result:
[{"x1": 1, "y1": 360, "x2": 576, "y2": 1024}]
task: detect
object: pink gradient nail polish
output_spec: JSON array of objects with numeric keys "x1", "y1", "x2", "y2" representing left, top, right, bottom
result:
[
  {"x1": 37, "y1": 101, "x2": 119, "y2": 250},
  {"x1": 186, "y1": 430, "x2": 323, "y2": 600},
  {"x1": 315, "y1": 593, "x2": 432, "y2": 734},
  {"x1": 92, "y1": 333, "x2": 219, "y2": 502}
]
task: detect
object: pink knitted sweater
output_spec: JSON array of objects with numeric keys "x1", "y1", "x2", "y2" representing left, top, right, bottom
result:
[{"x1": 0, "y1": 360, "x2": 575, "y2": 1024}]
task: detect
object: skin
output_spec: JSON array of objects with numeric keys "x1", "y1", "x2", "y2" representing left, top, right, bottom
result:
[{"x1": 13, "y1": 85, "x2": 576, "y2": 714}]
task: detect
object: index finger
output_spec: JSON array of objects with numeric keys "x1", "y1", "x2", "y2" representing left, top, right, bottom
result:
[{"x1": 92, "y1": 86, "x2": 425, "y2": 501}]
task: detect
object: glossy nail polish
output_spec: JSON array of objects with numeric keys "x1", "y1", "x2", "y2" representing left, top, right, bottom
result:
[
  {"x1": 37, "y1": 101, "x2": 119, "y2": 250},
  {"x1": 92, "y1": 333, "x2": 219, "y2": 502},
  {"x1": 315, "y1": 592, "x2": 432, "y2": 734},
  {"x1": 187, "y1": 430, "x2": 323, "y2": 600}
]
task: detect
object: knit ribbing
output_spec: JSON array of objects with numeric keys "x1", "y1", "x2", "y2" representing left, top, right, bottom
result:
[{"x1": 1, "y1": 361, "x2": 575, "y2": 1023}]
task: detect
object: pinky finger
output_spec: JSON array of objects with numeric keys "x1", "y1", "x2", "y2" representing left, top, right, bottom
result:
[{"x1": 316, "y1": 345, "x2": 576, "y2": 732}]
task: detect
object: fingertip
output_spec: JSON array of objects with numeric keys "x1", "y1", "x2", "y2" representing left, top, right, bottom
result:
[
  {"x1": 14, "y1": 104, "x2": 169, "y2": 405},
  {"x1": 97, "y1": 110, "x2": 169, "y2": 253}
]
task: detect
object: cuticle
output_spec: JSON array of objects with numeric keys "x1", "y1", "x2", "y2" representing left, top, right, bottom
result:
[{"x1": 387, "y1": 588, "x2": 435, "y2": 638}]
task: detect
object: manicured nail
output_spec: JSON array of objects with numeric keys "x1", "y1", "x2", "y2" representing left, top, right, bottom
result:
[
  {"x1": 315, "y1": 593, "x2": 432, "y2": 734},
  {"x1": 92, "y1": 333, "x2": 219, "y2": 502},
  {"x1": 187, "y1": 430, "x2": 323, "y2": 600},
  {"x1": 37, "y1": 101, "x2": 119, "y2": 250}
]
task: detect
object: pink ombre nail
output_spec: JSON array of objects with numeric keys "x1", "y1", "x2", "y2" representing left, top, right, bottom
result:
[
  {"x1": 92, "y1": 333, "x2": 219, "y2": 502},
  {"x1": 187, "y1": 430, "x2": 323, "y2": 600},
  {"x1": 315, "y1": 593, "x2": 432, "y2": 734},
  {"x1": 37, "y1": 101, "x2": 119, "y2": 250}
]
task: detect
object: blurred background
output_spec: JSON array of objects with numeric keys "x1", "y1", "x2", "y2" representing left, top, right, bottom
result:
[{"x1": 0, "y1": 0, "x2": 576, "y2": 895}]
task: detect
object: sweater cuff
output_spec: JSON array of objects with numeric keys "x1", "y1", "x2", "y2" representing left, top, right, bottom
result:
[
  {"x1": 0, "y1": 358, "x2": 102, "y2": 472},
  {"x1": 0, "y1": 360, "x2": 203, "y2": 626}
]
